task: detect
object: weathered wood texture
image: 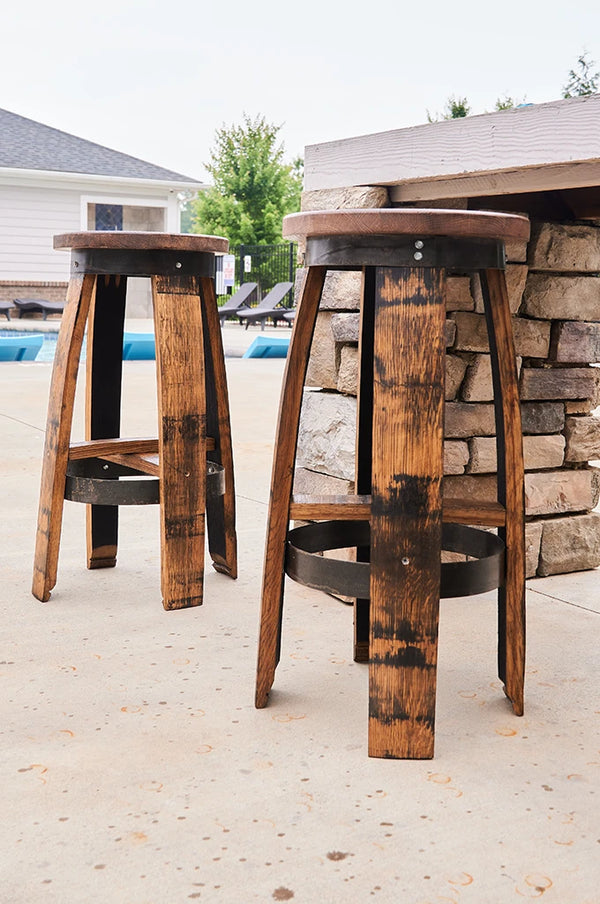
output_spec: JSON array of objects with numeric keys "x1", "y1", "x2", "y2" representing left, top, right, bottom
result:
[
  {"x1": 303, "y1": 95, "x2": 600, "y2": 200},
  {"x1": 32, "y1": 274, "x2": 95, "y2": 601},
  {"x1": 199, "y1": 276, "x2": 238, "y2": 578},
  {"x1": 255, "y1": 266, "x2": 327, "y2": 708},
  {"x1": 480, "y1": 270, "x2": 526, "y2": 715},
  {"x1": 33, "y1": 233, "x2": 236, "y2": 610},
  {"x1": 354, "y1": 269, "x2": 375, "y2": 663},
  {"x1": 152, "y1": 274, "x2": 207, "y2": 610},
  {"x1": 257, "y1": 210, "x2": 526, "y2": 759},
  {"x1": 283, "y1": 209, "x2": 530, "y2": 244},
  {"x1": 54, "y1": 232, "x2": 228, "y2": 253},
  {"x1": 289, "y1": 495, "x2": 506, "y2": 527},
  {"x1": 68, "y1": 438, "x2": 160, "y2": 459},
  {"x1": 369, "y1": 267, "x2": 445, "y2": 758}
]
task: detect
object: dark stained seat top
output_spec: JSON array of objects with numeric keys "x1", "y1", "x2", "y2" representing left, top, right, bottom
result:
[
  {"x1": 282, "y1": 209, "x2": 530, "y2": 244},
  {"x1": 54, "y1": 231, "x2": 228, "y2": 254}
]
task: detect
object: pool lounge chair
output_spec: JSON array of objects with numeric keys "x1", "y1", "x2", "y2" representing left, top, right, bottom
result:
[
  {"x1": 0, "y1": 301, "x2": 13, "y2": 320},
  {"x1": 14, "y1": 298, "x2": 65, "y2": 320},
  {"x1": 218, "y1": 282, "x2": 258, "y2": 324},
  {"x1": 236, "y1": 282, "x2": 294, "y2": 330}
]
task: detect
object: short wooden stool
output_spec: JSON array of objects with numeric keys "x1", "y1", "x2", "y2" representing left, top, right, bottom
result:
[
  {"x1": 32, "y1": 232, "x2": 237, "y2": 610},
  {"x1": 255, "y1": 209, "x2": 530, "y2": 759}
]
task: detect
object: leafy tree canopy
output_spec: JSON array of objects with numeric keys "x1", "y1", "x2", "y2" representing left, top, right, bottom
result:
[
  {"x1": 191, "y1": 114, "x2": 302, "y2": 246},
  {"x1": 494, "y1": 95, "x2": 518, "y2": 111},
  {"x1": 562, "y1": 51, "x2": 599, "y2": 98},
  {"x1": 427, "y1": 95, "x2": 471, "y2": 122}
]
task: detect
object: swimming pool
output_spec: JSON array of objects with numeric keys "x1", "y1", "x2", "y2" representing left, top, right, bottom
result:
[
  {"x1": 0, "y1": 331, "x2": 156, "y2": 362},
  {"x1": 37, "y1": 332, "x2": 60, "y2": 362}
]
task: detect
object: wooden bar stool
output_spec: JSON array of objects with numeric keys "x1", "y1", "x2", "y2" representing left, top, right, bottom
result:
[
  {"x1": 32, "y1": 232, "x2": 237, "y2": 610},
  {"x1": 255, "y1": 209, "x2": 529, "y2": 759}
]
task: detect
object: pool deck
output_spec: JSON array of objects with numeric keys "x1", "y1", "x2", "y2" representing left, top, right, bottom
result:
[{"x1": 0, "y1": 332, "x2": 598, "y2": 904}]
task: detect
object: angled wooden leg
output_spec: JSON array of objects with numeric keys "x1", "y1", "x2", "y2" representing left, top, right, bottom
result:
[
  {"x1": 369, "y1": 266, "x2": 445, "y2": 759},
  {"x1": 85, "y1": 274, "x2": 127, "y2": 569},
  {"x1": 32, "y1": 274, "x2": 95, "y2": 601},
  {"x1": 152, "y1": 274, "x2": 206, "y2": 611},
  {"x1": 354, "y1": 268, "x2": 375, "y2": 663},
  {"x1": 480, "y1": 269, "x2": 526, "y2": 716},
  {"x1": 255, "y1": 266, "x2": 326, "y2": 708},
  {"x1": 199, "y1": 275, "x2": 237, "y2": 579}
]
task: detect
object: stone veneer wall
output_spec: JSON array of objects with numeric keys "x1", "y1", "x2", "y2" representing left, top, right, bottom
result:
[{"x1": 294, "y1": 187, "x2": 600, "y2": 578}]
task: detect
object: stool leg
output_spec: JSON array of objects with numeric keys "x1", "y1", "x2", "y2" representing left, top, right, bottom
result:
[
  {"x1": 199, "y1": 275, "x2": 238, "y2": 579},
  {"x1": 369, "y1": 266, "x2": 445, "y2": 759},
  {"x1": 255, "y1": 266, "x2": 326, "y2": 707},
  {"x1": 480, "y1": 269, "x2": 526, "y2": 716},
  {"x1": 152, "y1": 274, "x2": 206, "y2": 610},
  {"x1": 354, "y1": 268, "x2": 376, "y2": 662},
  {"x1": 32, "y1": 274, "x2": 96, "y2": 601},
  {"x1": 85, "y1": 274, "x2": 127, "y2": 569}
]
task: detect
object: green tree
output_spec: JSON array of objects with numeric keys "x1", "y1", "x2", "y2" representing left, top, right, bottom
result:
[
  {"x1": 494, "y1": 95, "x2": 517, "y2": 111},
  {"x1": 444, "y1": 95, "x2": 470, "y2": 118},
  {"x1": 191, "y1": 114, "x2": 302, "y2": 246},
  {"x1": 562, "y1": 51, "x2": 599, "y2": 97},
  {"x1": 427, "y1": 95, "x2": 471, "y2": 122}
]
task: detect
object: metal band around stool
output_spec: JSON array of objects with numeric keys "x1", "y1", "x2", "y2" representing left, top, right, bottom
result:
[
  {"x1": 65, "y1": 458, "x2": 225, "y2": 506},
  {"x1": 305, "y1": 235, "x2": 505, "y2": 270},
  {"x1": 285, "y1": 521, "x2": 505, "y2": 599},
  {"x1": 70, "y1": 249, "x2": 216, "y2": 278}
]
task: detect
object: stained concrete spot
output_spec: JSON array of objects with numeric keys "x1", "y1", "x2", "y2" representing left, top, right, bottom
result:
[
  {"x1": 326, "y1": 851, "x2": 350, "y2": 861},
  {"x1": 272, "y1": 888, "x2": 294, "y2": 901}
]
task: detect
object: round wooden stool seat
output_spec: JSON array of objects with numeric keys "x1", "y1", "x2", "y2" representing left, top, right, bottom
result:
[
  {"x1": 282, "y1": 208, "x2": 530, "y2": 242},
  {"x1": 33, "y1": 230, "x2": 237, "y2": 611},
  {"x1": 256, "y1": 208, "x2": 529, "y2": 759},
  {"x1": 54, "y1": 231, "x2": 229, "y2": 252}
]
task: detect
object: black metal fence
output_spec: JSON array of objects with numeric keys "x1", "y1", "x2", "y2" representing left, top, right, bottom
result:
[{"x1": 235, "y1": 242, "x2": 298, "y2": 300}]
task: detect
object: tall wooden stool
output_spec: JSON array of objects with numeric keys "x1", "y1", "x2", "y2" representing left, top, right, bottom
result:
[
  {"x1": 32, "y1": 232, "x2": 237, "y2": 610},
  {"x1": 255, "y1": 209, "x2": 530, "y2": 758}
]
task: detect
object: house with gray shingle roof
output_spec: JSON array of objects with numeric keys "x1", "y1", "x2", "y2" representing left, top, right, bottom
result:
[{"x1": 0, "y1": 108, "x2": 206, "y2": 314}]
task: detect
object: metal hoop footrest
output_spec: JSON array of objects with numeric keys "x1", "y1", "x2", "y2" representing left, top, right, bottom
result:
[
  {"x1": 285, "y1": 520, "x2": 505, "y2": 599},
  {"x1": 65, "y1": 458, "x2": 225, "y2": 506}
]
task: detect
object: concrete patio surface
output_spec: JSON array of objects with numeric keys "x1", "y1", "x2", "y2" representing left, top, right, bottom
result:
[{"x1": 1, "y1": 326, "x2": 598, "y2": 904}]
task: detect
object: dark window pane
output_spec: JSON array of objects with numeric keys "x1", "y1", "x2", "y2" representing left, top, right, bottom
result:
[{"x1": 95, "y1": 204, "x2": 123, "y2": 231}]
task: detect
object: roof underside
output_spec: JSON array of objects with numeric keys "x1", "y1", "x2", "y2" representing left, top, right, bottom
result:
[{"x1": 0, "y1": 108, "x2": 200, "y2": 184}]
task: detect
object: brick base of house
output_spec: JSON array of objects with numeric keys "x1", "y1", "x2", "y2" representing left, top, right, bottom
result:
[{"x1": 0, "y1": 281, "x2": 68, "y2": 317}]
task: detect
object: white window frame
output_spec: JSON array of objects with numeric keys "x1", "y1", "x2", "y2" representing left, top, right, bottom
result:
[{"x1": 80, "y1": 194, "x2": 170, "y2": 230}]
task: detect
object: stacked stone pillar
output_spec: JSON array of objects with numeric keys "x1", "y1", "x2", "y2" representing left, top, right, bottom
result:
[{"x1": 294, "y1": 188, "x2": 600, "y2": 578}]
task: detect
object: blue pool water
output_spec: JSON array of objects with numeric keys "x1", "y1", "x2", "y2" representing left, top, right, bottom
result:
[
  {"x1": 0, "y1": 332, "x2": 155, "y2": 362},
  {"x1": 0, "y1": 330, "x2": 62, "y2": 362},
  {"x1": 37, "y1": 333, "x2": 61, "y2": 362}
]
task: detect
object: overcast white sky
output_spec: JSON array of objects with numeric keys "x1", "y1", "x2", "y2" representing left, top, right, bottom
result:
[{"x1": 2, "y1": 0, "x2": 599, "y2": 181}]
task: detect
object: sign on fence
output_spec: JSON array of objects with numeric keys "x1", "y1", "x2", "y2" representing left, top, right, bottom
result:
[{"x1": 223, "y1": 255, "x2": 236, "y2": 288}]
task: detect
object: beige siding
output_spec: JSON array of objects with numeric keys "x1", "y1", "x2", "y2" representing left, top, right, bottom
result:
[
  {"x1": 0, "y1": 183, "x2": 79, "y2": 280},
  {"x1": 0, "y1": 179, "x2": 181, "y2": 282}
]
